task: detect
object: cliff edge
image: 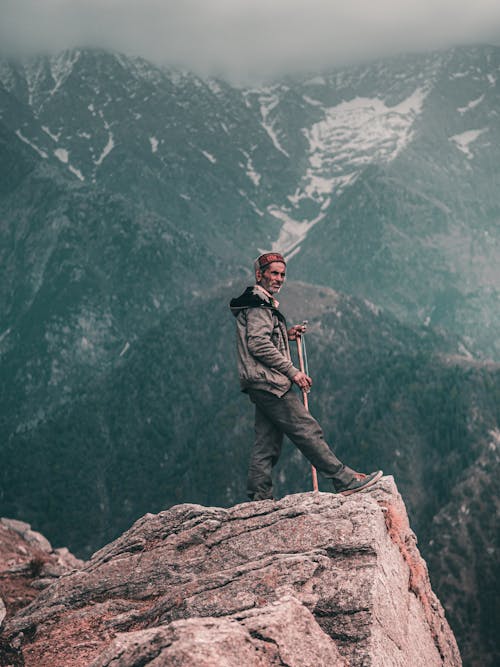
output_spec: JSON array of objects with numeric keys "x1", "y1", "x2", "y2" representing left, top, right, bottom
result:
[{"x1": 0, "y1": 476, "x2": 461, "y2": 666}]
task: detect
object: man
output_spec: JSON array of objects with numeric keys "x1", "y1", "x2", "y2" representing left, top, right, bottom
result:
[{"x1": 230, "y1": 252, "x2": 382, "y2": 501}]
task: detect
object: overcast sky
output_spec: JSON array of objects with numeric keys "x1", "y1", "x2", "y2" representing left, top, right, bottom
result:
[{"x1": 1, "y1": 0, "x2": 500, "y2": 80}]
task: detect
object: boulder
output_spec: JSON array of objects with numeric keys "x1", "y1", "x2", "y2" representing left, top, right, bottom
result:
[
  {"x1": 0, "y1": 517, "x2": 84, "y2": 619},
  {"x1": 1, "y1": 477, "x2": 461, "y2": 666},
  {"x1": 90, "y1": 595, "x2": 346, "y2": 667}
]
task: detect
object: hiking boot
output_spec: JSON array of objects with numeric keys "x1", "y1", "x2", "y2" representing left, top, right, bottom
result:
[
  {"x1": 334, "y1": 470, "x2": 383, "y2": 496},
  {"x1": 343, "y1": 466, "x2": 367, "y2": 481}
]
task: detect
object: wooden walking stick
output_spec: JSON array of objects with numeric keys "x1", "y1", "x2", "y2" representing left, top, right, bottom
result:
[{"x1": 296, "y1": 325, "x2": 319, "y2": 492}]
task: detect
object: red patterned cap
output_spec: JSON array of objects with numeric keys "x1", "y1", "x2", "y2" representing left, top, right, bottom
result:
[{"x1": 256, "y1": 252, "x2": 286, "y2": 270}]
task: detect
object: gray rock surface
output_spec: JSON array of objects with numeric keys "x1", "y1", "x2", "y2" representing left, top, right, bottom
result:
[
  {"x1": 0, "y1": 518, "x2": 53, "y2": 554},
  {"x1": 1, "y1": 477, "x2": 461, "y2": 666},
  {"x1": 0, "y1": 517, "x2": 83, "y2": 611},
  {"x1": 0, "y1": 516, "x2": 84, "y2": 664},
  {"x1": 90, "y1": 596, "x2": 347, "y2": 667}
]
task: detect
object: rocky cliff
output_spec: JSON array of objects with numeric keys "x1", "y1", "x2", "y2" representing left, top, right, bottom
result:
[
  {"x1": 0, "y1": 477, "x2": 461, "y2": 666},
  {"x1": 0, "y1": 517, "x2": 83, "y2": 664}
]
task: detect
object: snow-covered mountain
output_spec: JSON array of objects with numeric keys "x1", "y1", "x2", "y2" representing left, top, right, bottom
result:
[
  {"x1": 1, "y1": 46, "x2": 499, "y2": 358},
  {"x1": 245, "y1": 79, "x2": 429, "y2": 254},
  {"x1": 1, "y1": 45, "x2": 500, "y2": 667},
  {"x1": 243, "y1": 48, "x2": 500, "y2": 358},
  {"x1": 0, "y1": 49, "x2": 280, "y2": 257}
]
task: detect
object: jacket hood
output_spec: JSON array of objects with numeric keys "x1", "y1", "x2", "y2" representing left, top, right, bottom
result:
[
  {"x1": 229, "y1": 287, "x2": 267, "y2": 316},
  {"x1": 230, "y1": 286, "x2": 285, "y2": 322}
]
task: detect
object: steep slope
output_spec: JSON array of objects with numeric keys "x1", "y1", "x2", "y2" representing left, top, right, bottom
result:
[
  {"x1": 426, "y1": 429, "x2": 500, "y2": 667},
  {"x1": 0, "y1": 49, "x2": 287, "y2": 255},
  {"x1": 2, "y1": 47, "x2": 499, "y2": 360},
  {"x1": 0, "y1": 47, "x2": 292, "y2": 447},
  {"x1": 259, "y1": 46, "x2": 500, "y2": 357},
  {"x1": 1, "y1": 45, "x2": 499, "y2": 441},
  {"x1": 0, "y1": 113, "x2": 224, "y2": 441}
]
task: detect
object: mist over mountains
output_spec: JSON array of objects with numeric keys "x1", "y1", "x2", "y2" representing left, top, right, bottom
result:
[{"x1": 0, "y1": 45, "x2": 499, "y2": 665}]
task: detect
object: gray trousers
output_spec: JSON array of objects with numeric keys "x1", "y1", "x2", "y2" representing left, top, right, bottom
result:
[{"x1": 247, "y1": 388, "x2": 353, "y2": 500}]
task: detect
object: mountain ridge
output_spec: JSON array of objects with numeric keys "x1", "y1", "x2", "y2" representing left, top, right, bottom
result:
[{"x1": 1, "y1": 44, "x2": 499, "y2": 665}]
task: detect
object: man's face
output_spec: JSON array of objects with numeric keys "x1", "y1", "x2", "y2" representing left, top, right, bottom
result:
[{"x1": 257, "y1": 261, "x2": 286, "y2": 294}]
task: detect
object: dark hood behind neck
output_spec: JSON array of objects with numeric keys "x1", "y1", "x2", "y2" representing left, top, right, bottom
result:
[{"x1": 229, "y1": 286, "x2": 285, "y2": 322}]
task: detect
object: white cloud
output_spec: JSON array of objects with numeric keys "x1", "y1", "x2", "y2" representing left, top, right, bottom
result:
[{"x1": 1, "y1": 0, "x2": 499, "y2": 80}]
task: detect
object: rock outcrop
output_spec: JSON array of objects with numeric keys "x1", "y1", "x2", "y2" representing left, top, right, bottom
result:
[
  {"x1": 0, "y1": 477, "x2": 461, "y2": 666},
  {"x1": 0, "y1": 517, "x2": 83, "y2": 665},
  {"x1": 91, "y1": 596, "x2": 347, "y2": 667},
  {"x1": 0, "y1": 518, "x2": 83, "y2": 620}
]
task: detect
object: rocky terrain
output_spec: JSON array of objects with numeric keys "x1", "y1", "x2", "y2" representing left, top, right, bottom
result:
[
  {"x1": 0, "y1": 517, "x2": 82, "y2": 664},
  {"x1": 0, "y1": 477, "x2": 461, "y2": 666}
]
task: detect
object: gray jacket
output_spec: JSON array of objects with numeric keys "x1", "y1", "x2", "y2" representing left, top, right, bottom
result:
[{"x1": 230, "y1": 286, "x2": 300, "y2": 397}]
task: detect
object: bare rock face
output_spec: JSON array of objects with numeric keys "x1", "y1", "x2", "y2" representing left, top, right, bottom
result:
[
  {"x1": 90, "y1": 595, "x2": 347, "y2": 667},
  {"x1": 0, "y1": 477, "x2": 461, "y2": 666},
  {"x1": 0, "y1": 518, "x2": 83, "y2": 620},
  {"x1": 0, "y1": 517, "x2": 84, "y2": 665}
]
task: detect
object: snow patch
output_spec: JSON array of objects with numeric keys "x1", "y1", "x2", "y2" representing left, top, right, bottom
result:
[
  {"x1": 119, "y1": 342, "x2": 130, "y2": 357},
  {"x1": 269, "y1": 206, "x2": 325, "y2": 256},
  {"x1": 94, "y1": 133, "x2": 115, "y2": 165},
  {"x1": 302, "y1": 88, "x2": 427, "y2": 202},
  {"x1": 271, "y1": 87, "x2": 427, "y2": 255},
  {"x1": 98, "y1": 109, "x2": 111, "y2": 130},
  {"x1": 303, "y1": 95, "x2": 323, "y2": 107},
  {"x1": 263, "y1": 121, "x2": 289, "y2": 157},
  {"x1": 307, "y1": 88, "x2": 427, "y2": 165},
  {"x1": 458, "y1": 94, "x2": 485, "y2": 114},
  {"x1": 250, "y1": 201, "x2": 264, "y2": 217},
  {"x1": 241, "y1": 150, "x2": 261, "y2": 186},
  {"x1": 449, "y1": 128, "x2": 488, "y2": 159},
  {"x1": 69, "y1": 165, "x2": 85, "y2": 181},
  {"x1": 201, "y1": 150, "x2": 217, "y2": 164},
  {"x1": 42, "y1": 125, "x2": 61, "y2": 142},
  {"x1": 364, "y1": 300, "x2": 381, "y2": 316},
  {"x1": 150, "y1": 136, "x2": 159, "y2": 153},
  {"x1": 15, "y1": 130, "x2": 48, "y2": 158},
  {"x1": 54, "y1": 148, "x2": 69, "y2": 163},
  {"x1": 286, "y1": 245, "x2": 302, "y2": 262},
  {"x1": 23, "y1": 60, "x2": 50, "y2": 110},
  {"x1": 54, "y1": 147, "x2": 85, "y2": 180},
  {"x1": 0, "y1": 328, "x2": 11, "y2": 345},
  {"x1": 49, "y1": 50, "x2": 81, "y2": 97},
  {"x1": 253, "y1": 88, "x2": 290, "y2": 157}
]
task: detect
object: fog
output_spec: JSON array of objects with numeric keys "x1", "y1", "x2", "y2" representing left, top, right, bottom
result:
[{"x1": 1, "y1": 0, "x2": 500, "y2": 80}]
